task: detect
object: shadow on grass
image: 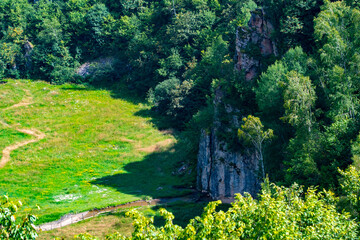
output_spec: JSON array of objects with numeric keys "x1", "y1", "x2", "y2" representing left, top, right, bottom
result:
[
  {"x1": 90, "y1": 78, "x2": 207, "y2": 205},
  {"x1": 75, "y1": 80, "x2": 201, "y2": 204},
  {"x1": 60, "y1": 81, "x2": 145, "y2": 105},
  {"x1": 63, "y1": 80, "x2": 187, "y2": 131},
  {"x1": 90, "y1": 119, "x2": 205, "y2": 222},
  {"x1": 152, "y1": 202, "x2": 231, "y2": 228},
  {"x1": 153, "y1": 203, "x2": 209, "y2": 227},
  {"x1": 61, "y1": 87, "x2": 94, "y2": 91},
  {"x1": 104, "y1": 201, "x2": 230, "y2": 229},
  {"x1": 92, "y1": 81, "x2": 145, "y2": 105},
  {"x1": 91, "y1": 139, "x2": 197, "y2": 200},
  {"x1": 134, "y1": 108, "x2": 177, "y2": 131}
]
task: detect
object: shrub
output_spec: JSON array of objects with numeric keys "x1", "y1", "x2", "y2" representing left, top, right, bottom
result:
[
  {"x1": 83, "y1": 181, "x2": 358, "y2": 239},
  {"x1": 0, "y1": 195, "x2": 38, "y2": 239}
]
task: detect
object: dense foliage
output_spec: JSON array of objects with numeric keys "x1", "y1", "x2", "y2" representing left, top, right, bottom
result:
[
  {"x1": 74, "y1": 179, "x2": 359, "y2": 239},
  {"x1": 2, "y1": 0, "x2": 360, "y2": 238},
  {"x1": 0, "y1": 0, "x2": 260, "y2": 125},
  {"x1": 4, "y1": 170, "x2": 360, "y2": 239},
  {"x1": 257, "y1": 0, "x2": 360, "y2": 189},
  {"x1": 0, "y1": 196, "x2": 37, "y2": 239},
  {"x1": 2, "y1": 0, "x2": 359, "y2": 189}
]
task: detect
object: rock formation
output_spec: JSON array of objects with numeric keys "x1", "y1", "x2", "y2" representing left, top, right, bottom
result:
[
  {"x1": 197, "y1": 9, "x2": 277, "y2": 201},
  {"x1": 235, "y1": 9, "x2": 277, "y2": 81},
  {"x1": 197, "y1": 89, "x2": 260, "y2": 201},
  {"x1": 77, "y1": 57, "x2": 116, "y2": 78},
  {"x1": 24, "y1": 40, "x2": 34, "y2": 70}
]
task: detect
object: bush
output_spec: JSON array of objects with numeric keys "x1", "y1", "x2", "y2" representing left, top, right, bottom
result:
[
  {"x1": 0, "y1": 195, "x2": 38, "y2": 239},
  {"x1": 51, "y1": 65, "x2": 82, "y2": 85},
  {"x1": 83, "y1": 180, "x2": 358, "y2": 239},
  {"x1": 151, "y1": 77, "x2": 180, "y2": 112}
]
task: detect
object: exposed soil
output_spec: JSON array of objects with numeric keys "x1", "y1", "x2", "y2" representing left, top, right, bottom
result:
[
  {"x1": 4, "y1": 89, "x2": 33, "y2": 110},
  {"x1": 0, "y1": 89, "x2": 46, "y2": 168},
  {"x1": 0, "y1": 128, "x2": 45, "y2": 168},
  {"x1": 138, "y1": 139, "x2": 175, "y2": 153}
]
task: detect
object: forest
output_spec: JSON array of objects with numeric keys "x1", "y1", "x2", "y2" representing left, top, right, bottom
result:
[{"x1": 1, "y1": 0, "x2": 360, "y2": 239}]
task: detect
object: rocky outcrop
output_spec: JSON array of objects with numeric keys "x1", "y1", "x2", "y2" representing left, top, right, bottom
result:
[
  {"x1": 197, "y1": 129, "x2": 260, "y2": 201},
  {"x1": 24, "y1": 40, "x2": 34, "y2": 70},
  {"x1": 77, "y1": 57, "x2": 115, "y2": 78},
  {"x1": 197, "y1": 89, "x2": 260, "y2": 201},
  {"x1": 197, "y1": 9, "x2": 276, "y2": 200},
  {"x1": 235, "y1": 9, "x2": 277, "y2": 81}
]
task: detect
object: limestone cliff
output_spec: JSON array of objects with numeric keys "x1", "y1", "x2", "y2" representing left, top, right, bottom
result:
[
  {"x1": 197, "y1": 9, "x2": 277, "y2": 201},
  {"x1": 197, "y1": 89, "x2": 260, "y2": 201},
  {"x1": 235, "y1": 9, "x2": 277, "y2": 81}
]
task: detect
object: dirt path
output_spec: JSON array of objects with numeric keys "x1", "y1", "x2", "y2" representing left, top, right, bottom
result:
[
  {"x1": 38, "y1": 194, "x2": 196, "y2": 232},
  {"x1": 138, "y1": 139, "x2": 175, "y2": 153},
  {"x1": 0, "y1": 128, "x2": 45, "y2": 168},
  {"x1": 4, "y1": 89, "x2": 33, "y2": 110},
  {"x1": 0, "y1": 89, "x2": 46, "y2": 168}
]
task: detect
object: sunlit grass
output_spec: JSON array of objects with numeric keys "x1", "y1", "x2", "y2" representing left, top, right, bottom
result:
[
  {"x1": 0, "y1": 79, "x2": 190, "y2": 224},
  {"x1": 0, "y1": 80, "x2": 25, "y2": 108},
  {"x1": 0, "y1": 127, "x2": 33, "y2": 157}
]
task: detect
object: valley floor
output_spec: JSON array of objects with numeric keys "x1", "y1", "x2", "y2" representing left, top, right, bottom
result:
[{"x1": 0, "y1": 79, "x2": 192, "y2": 227}]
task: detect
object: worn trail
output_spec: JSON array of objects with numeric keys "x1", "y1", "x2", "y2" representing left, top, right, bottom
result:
[
  {"x1": 38, "y1": 194, "x2": 196, "y2": 232},
  {"x1": 0, "y1": 89, "x2": 46, "y2": 168}
]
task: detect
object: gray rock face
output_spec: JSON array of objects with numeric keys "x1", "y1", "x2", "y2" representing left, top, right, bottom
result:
[
  {"x1": 197, "y1": 130, "x2": 260, "y2": 200},
  {"x1": 235, "y1": 9, "x2": 277, "y2": 81},
  {"x1": 197, "y1": 9, "x2": 276, "y2": 201},
  {"x1": 24, "y1": 40, "x2": 34, "y2": 70},
  {"x1": 197, "y1": 89, "x2": 260, "y2": 200},
  {"x1": 77, "y1": 57, "x2": 115, "y2": 78}
]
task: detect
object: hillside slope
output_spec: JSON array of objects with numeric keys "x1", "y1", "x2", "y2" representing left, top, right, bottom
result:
[{"x1": 0, "y1": 79, "x2": 191, "y2": 224}]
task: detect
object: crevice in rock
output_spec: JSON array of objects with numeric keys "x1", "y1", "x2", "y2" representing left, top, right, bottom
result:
[{"x1": 197, "y1": 9, "x2": 276, "y2": 201}]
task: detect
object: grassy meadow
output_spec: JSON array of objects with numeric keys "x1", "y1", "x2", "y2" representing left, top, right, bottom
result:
[
  {"x1": 0, "y1": 79, "x2": 193, "y2": 224},
  {"x1": 0, "y1": 128, "x2": 32, "y2": 154}
]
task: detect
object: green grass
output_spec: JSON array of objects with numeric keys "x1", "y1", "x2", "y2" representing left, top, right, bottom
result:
[
  {"x1": 38, "y1": 202, "x2": 226, "y2": 239},
  {"x1": 0, "y1": 127, "x2": 33, "y2": 157},
  {"x1": 38, "y1": 210, "x2": 136, "y2": 240},
  {"x1": 0, "y1": 79, "x2": 25, "y2": 108},
  {"x1": 0, "y1": 79, "x2": 193, "y2": 224}
]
